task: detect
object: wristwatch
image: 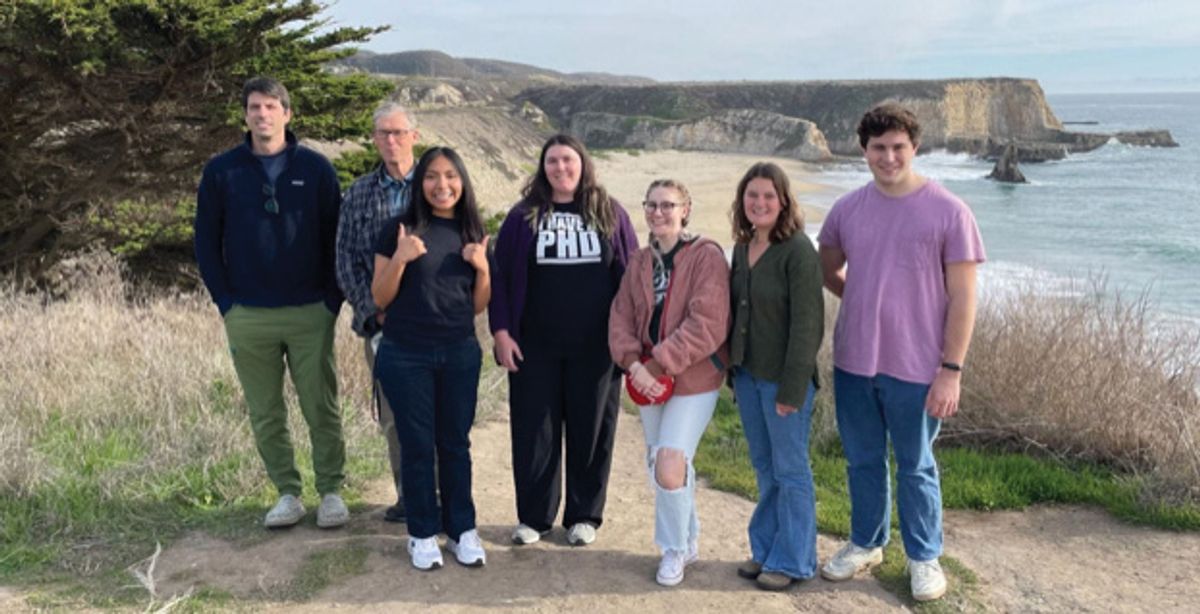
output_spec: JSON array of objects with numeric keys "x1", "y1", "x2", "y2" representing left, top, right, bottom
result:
[{"x1": 940, "y1": 361, "x2": 962, "y2": 372}]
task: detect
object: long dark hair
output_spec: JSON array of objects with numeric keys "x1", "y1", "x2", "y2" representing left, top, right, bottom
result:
[
  {"x1": 520, "y1": 133, "x2": 615, "y2": 238},
  {"x1": 730, "y1": 162, "x2": 803, "y2": 244},
  {"x1": 403, "y1": 146, "x2": 484, "y2": 244}
]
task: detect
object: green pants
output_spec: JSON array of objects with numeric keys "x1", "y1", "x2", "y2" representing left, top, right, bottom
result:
[{"x1": 224, "y1": 302, "x2": 344, "y2": 496}]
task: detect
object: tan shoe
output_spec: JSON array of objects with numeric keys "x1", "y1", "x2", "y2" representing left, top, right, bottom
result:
[{"x1": 755, "y1": 571, "x2": 797, "y2": 591}]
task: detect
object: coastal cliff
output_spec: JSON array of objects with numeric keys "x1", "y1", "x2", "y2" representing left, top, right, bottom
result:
[
  {"x1": 570, "y1": 109, "x2": 832, "y2": 161},
  {"x1": 521, "y1": 78, "x2": 1065, "y2": 157},
  {"x1": 338, "y1": 51, "x2": 1178, "y2": 163}
]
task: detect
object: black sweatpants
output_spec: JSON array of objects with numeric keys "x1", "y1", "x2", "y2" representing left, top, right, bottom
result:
[{"x1": 508, "y1": 340, "x2": 621, "y2": 531}]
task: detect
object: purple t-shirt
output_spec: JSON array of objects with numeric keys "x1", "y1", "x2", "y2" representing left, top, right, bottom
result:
[{"x1": 817, "y1": 180, "x2": 986, "y2": 384}]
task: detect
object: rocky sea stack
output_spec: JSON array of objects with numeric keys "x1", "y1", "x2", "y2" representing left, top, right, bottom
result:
[{"x1": 988, "y1": 143, "x2": 1028, "y2": 183}]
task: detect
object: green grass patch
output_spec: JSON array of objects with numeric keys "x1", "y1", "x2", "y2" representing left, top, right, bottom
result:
[
  {"x1": 275, "y1": 543, "x2": 370, "y2": 602},
  {"x1": 1, "y1": 393, "x2": 389, "y2": 607},
  {"x1": 873, "y1": 543, "x2": 984, "y2": 613}
]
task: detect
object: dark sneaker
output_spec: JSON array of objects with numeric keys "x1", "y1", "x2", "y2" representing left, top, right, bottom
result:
[
  {"x1": 383, "y1": 497, "x2": 406, "y2": 523},
  {"x1": 737, "y1": 559, "x2": 763, "y2": 580}
]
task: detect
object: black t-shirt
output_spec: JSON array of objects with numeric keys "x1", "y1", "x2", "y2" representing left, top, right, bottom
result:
[
  {"x1": 374, "y1": 216, "x2": 476, "y2": 348},
  {"x1": 520, "y1": 200, "x2": 615, "y2": 350},
  {"x1": 648, "y1": 237, "x2": 694, "y2": 344}
]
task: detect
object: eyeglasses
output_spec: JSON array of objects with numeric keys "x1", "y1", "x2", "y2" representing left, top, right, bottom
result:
[
  {"x1": 263, "y1": 184, "x2": 278, "y2": 214},
  {"x1": 374, "y1": 128, "x2": 414, "y2": 140},
  {"x1": 642, "y1": 200, "x2": 681, "y2": 213}
]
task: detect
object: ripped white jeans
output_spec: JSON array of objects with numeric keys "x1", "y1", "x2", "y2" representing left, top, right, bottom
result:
[{"x1": 639, "y1": 390, "x2": 719, "y2": 553}]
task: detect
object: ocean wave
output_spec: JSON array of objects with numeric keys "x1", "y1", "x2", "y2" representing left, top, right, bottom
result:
[{"x1": 978, "y1": 260, "x2": 1082, "y2": 300}]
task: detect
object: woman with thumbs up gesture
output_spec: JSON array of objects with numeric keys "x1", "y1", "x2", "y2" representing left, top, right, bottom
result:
[{"x1": 371, "y1": 147, "x2": 492, "y2": 571}]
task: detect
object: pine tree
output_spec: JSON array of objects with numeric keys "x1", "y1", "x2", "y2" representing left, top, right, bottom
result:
[{"x1": 0, "y1": 0, "x2": 392, "y2": 278}]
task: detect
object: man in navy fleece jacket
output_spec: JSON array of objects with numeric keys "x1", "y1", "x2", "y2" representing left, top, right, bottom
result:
[{"x1": 194, "y1": 77, "x2": 347, "y2": 530}]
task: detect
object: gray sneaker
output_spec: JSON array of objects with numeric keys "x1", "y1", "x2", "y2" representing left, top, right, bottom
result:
[
  {"x1": 909, "y1": 558, "x2": 947, "y2": 601},
  {"x1": 511, "y1": 523, "x2": 547, "y2": 545},
  {"x1": 821, "y1": 542, "x2": 884, "y2": 581},
  {"x1": 264, "y1": 494, "x2": 305, "y2": 528},
  {"x1": 566, "y1": 522, "x2": 597, "y2": 546},
  {"x1": 316, "y1": 493, "x2": 349, "y2": 528}
]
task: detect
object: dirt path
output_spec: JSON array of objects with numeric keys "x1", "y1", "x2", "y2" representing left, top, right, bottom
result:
[
  {"x1": 119, "y1": 411, "x2": 1200, "y2": 611},
  {"x1": 149, "y1": 412, "x2": 902, "y2": 612}
]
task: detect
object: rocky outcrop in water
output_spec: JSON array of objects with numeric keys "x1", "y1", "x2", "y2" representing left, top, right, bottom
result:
[
  {"x1": 570, "y1": 109, "x2": 832, "y2": 161},
  {"x1": 988, "y1": 143, "x2": 1027, "y2": 183},
  {"x1": 1114, "y1": 130, "x2": 1179, "y2": 148}
]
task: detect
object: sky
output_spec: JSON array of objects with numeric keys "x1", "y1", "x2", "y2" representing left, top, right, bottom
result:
[{"x1": 326, "y1": 0, "x2": 1200, "y2": 94}]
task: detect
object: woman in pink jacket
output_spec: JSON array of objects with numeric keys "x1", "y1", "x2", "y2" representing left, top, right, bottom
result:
[{"x1": 609, "y1": 178, "x2": 731, "y2": 587}]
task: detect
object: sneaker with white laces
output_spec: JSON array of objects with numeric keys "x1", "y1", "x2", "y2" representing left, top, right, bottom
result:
[
  {"x1": 566, "y1": 522, "x2": 596, "y2": 546},
  {"x1": 657, "y1": 545, "x2": 699, "y2": 587},
  {"x1": 908, "y1": 558, "x2": 947, "y2": 601},
  {"x1": 820, "y1": 542, "x2": 884, "y2": 581},
  {"x1": 407, "y1": 536, "x2": 443, "y2": 571},
  {"x1": 511, "y1": 523, "x2": 548, "y2": 545},
  {"x1": 656, "y1": 549, "x2": 690, "y2": 586},
  {"x1": 263, "y1": 494, "x2": 305, "y2": 528},
  {"x1": 447, "y1": 529, "x2": 487, "y2": 567},
  {"x1": 316, "y1": 493, "x2": 349, "y2": 528}
]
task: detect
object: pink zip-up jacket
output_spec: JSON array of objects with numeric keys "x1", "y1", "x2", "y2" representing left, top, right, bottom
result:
[{"x1": 609, "y1": 236, "x2": 731, "y2": 396}]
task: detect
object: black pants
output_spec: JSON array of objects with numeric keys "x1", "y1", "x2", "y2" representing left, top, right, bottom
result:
[
  {"x1": 377, "y1": 337, "x2": 481, "y2": 540},
  {"x1": 508, "y1": 340, "x2": 621, "y2": 531}
]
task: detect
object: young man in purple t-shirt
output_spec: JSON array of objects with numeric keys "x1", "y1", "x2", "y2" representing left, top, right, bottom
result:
[{"x1": 816, "y1": 104, "x2": 986, "y2": 602}]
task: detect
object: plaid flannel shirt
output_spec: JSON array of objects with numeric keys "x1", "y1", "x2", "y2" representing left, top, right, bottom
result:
[{"x1": 335, "y1": 164, "x2": 412, "y2": 337}]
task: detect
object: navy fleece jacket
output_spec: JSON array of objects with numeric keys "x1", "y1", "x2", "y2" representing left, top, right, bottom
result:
[{"x1": 194, "y1": 131, "x2": 343, "y2": 315}]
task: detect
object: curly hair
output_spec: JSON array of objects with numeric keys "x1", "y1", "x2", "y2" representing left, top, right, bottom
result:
[{"x1": 856, "y1": 103, "x2": 922, "y2": 148}]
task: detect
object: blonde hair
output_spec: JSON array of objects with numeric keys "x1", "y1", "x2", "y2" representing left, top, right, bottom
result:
[{"x1": 645, "y1": 178, "x2": 696, "y2": 262}]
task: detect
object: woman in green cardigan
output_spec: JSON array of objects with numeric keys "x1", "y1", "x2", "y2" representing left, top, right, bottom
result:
[{"x1": 727, "y1": 162, "x2": 824, "y2": 591}]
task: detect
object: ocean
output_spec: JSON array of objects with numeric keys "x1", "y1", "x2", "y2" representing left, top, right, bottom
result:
[{"x1": 809, "y1": 92, "x2": 1200, "y2": 329}]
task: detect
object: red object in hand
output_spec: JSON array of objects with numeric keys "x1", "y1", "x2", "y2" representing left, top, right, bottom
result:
[{"x1": 625, "y1": 357, "x2": 675, "y2": 405}]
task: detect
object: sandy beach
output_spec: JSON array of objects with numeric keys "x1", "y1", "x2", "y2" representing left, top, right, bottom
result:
[{"x1": 594, "y1": 150, "x2": 831, "y2": 249}]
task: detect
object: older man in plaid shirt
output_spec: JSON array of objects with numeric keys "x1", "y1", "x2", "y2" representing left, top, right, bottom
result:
[{"x1": 335, "y1": 101, "x2": 421, "y2": 523}]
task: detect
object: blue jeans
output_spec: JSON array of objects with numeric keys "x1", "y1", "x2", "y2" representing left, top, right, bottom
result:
[
  {"x1": 639, "y1": 390, "x2": 718, "y2": 553},
  {"x1": 734, "y1": 369, "x2": 817, "y2": 579},
  {"x1": 376, "y1": 337, "x2": 481, "y2": 540},
  {"x1": 833, "y1": 368, "x2": 942, "y2": 562}
]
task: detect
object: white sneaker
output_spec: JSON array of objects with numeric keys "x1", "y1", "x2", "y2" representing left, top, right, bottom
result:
[
  {"x1": 316, "y1": 493, "x2": 349, "y2": 528},
  {"x1": 447, "y1": 529, "x2": 487, "y2": 567},
  {"x1": 511, "y1": 523, "x2": 547, "y2": 545},
  {"x1": 656, "y1": 548, "x2": 697, "y2": 586},
  {"x1": 909, "y1": 558, "x2": 947, "y2": 601},
  {"x1": 407, "y1": 536, "x2": 443, "y2": 571},
  {"x1": 263, "y1": 494, "x2": 305, "y2": 528},
  {"x1": 820, "y1": 542, "x2": 884, "y2": 581},
  {"x1": 566, "y1": 522, "x2": 596, "y2": 546}
]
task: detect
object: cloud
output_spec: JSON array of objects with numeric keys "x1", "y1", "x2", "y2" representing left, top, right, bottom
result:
[{"x1": 329, "y1": 0, "x2": 1200, "y2": 89}]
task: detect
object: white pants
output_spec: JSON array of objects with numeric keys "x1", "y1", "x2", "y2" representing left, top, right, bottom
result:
[{"x1": 639, "y1": 390, "x2": 719, "y2": 553}]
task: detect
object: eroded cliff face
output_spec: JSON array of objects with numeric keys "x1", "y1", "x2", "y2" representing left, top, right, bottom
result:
[
  {"x1": 569, "y1": 109, "x2": 832, "y2": 161},
  {"x1": 521, "y1": 78, "x2": 1067, "y2": 157}
]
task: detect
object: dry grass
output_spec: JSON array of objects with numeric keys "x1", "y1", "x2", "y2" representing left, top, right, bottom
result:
[
  {"x1": 0, "y1": 250, "x2": 507, "y2": 497},
  {"x1": 956, "y1": 279, "x2": 1200, "y2": 498},
  {"x1": 811, "y1": 280, "x2": 1200, "y2": 500},
  {"x1": 0, "y1": 255, "x2": 378, "y2": 502}
]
